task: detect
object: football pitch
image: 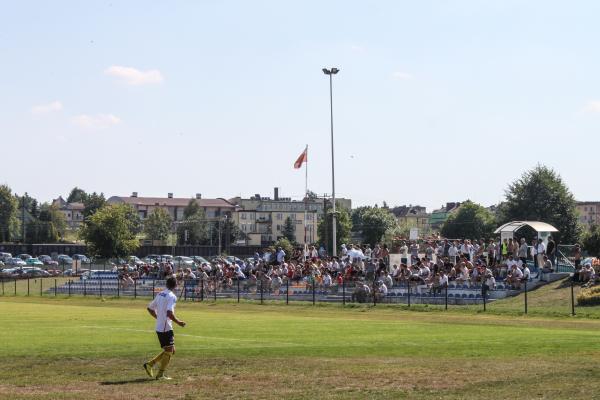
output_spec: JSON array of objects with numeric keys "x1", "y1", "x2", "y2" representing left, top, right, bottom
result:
[{"x1": 1, "y1": 296, "x2": 600, "y2": 400}]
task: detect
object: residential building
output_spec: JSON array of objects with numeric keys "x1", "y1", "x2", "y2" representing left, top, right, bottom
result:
[
  {"x1": 392, "y1": 205, "x2": 430, "y2": 232},
  {"x1": 52, "y1": 197, "x2": 85, "y2": 229},
  {"x1": 107, "y1": 193, "x2": 238, "y2": 223},
  {"x1": 230, "y1": 188, "x2": 333, "y2": 246},
  {"x1": 429, "y1": 202, "x2": 461, "y2": 230},
  {"x1": 577, "y1": 201, "x2": 600, "y2": 228}
]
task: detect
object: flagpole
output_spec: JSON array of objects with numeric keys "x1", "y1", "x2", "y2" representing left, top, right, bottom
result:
[{"x1": 304, "y1": 144, "x2": 308, "y2": 247}]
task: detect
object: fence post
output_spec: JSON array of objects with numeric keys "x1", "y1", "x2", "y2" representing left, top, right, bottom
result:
[
  {"x1": 312, "y1": 278, "x2": 315, "y2": 306},
  {"x1": 14, "y1": 279, "x2": 17, "y2": 296},
  {"x1": 260, "y1": 279, "x2": 264, "y2": 305},
  {"x1": 286, "y1": 277, "x2": 289, "y2": 305},
  {"x1": 54, "y1": 279, "x2": 57, "y2": 297},
  {"x1": 117, "y1": 278, "x2": 120, "y2": 298},
  {"x1": 184, "y1": 280, "x2": 187, "y2": 301},
  {"x1": 100, "y1": 278, "x2": 103, "y2": 298},
  {"x1": 134, "y1": 279, "x2": 137, "y2": 299},
  {"x1": 407, "y1": 282, "x2": 411, "y2": 307},
  {"x1": 571, "y1": 280, "x2": 576, "y2": 316},
  {"x1": 445, "y1": 284, "x2": 448, "y2": 311},
  {"x1": 40, "y1": 278, "x2": 43, "y2": 297},
  {"x1": 83, "y1": 279, "x2": 86, "y2": 297},
  {"x1": 213, "y1": 276, "x2": 217, "y2": 302},
  {"x1": 152, "y1": 279, "x2": 155, "y2": 299},
  {"x1": 27, "y1": 278, "x2": 30, "y2": 296},
  {"x1": 483, "y1": 288, "x2": 487, "y2": 312},
  {"x1": 524, "y1": 280, "x2": 528, "y2": 314},
  {"x1": 237, "y1": 278, "x2": 241, "y2": 303},
  {"x1": 342, "y1": 278, "x2": 346, "y2": 306},
  {"x1": 2, "y1": 279, "x2": 5, "y2": 296},
  {"x1": 373, "y1": 279, "x2": 377, "y2": 306},
  {"x1": 68, "y1": 280, "x2": 71, "y2": 297}
]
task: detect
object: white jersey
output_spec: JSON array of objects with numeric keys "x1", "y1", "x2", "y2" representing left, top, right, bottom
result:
[{"x1": 148, "y1": 289, "x2": 177, "y2": 332}]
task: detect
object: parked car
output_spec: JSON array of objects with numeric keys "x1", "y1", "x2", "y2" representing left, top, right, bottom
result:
[
  {"x1": 0, "y1": 252, "x2": 12, "y2": 262},
  {"x1": 38, "y1": 255, "x2": 59, "y2": 266},
  {"x1": 191, "y1": 256, "x2": 210, "y2": 266},
  {"x1": 173, "y1": 256, "x2": 195, "y2": 268},
  {"x1": 26, "y1": 258, "x2": 44, "y2": 266},
  {"x1": 0, "y1": 260, "x2": 4, "y2": 267},
  {"x1": 144, "y1": 254, "x2": 161, "y2": 264},
  {"x1": 72, "y1": 254, "x2": 91, "y2": 263},
  {"x1": 56, "y1": 255, "x2": 74, "y2": 265},
  {"x1": 16, "y1": 254, "x2": 32, "y2": 261},
  {"x1": 128, "y1": 256, "x2": 146, "y2": 266},
  {"x1": 225, "y1": 256, "x2": 244, "y2": 266},
  {"x1": 160, "y1": 254, "x2": 173, "y2": 262},
  {"x1": 22, "y1": 267, "x2": 50, "y2": 278},
  {"x1": 0, "y1": 267, "x2": 20, "y2": 277},
  {"x1": 6, "y1": 257, "x2": 26, "y2": 266}
]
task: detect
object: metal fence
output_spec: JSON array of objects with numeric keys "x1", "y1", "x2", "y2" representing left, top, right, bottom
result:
[{"x1": 0, "y1": 274, "x2": 587, "y2": 317}]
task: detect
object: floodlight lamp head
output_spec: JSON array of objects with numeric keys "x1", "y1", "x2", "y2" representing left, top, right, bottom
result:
[
  {"x1": 322, "y1": 68, "x2": 331, "y2": 75},
  {"x1": 331, "y1": 67, "x2": 339, "y2": 74}
]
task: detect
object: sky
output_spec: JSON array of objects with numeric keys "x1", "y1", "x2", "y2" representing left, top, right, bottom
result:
[{"x1": 1, "y1": 1, "x2": 600, "y2": 211}]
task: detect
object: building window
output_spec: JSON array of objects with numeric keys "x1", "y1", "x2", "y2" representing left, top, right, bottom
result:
[
  {"x1": 276, "y1": 213, "x2": 283, "y2": 220},
  {"x1": 241, "y1": 213, "x2": 246, "y2": 220}
]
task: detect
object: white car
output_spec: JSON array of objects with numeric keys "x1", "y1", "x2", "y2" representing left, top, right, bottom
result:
[{"x1": 7, "y1": 258, "x2": 26, "y2": 266}]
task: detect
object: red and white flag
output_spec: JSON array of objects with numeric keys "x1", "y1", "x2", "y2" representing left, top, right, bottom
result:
[{"x1": 293, "y1": 146, "x2": 307, "y2": 169}]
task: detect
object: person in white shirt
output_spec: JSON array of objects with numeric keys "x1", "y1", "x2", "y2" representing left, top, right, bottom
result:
[
  {"x1": 399, "y1": 242, "x2": 409, "y2": 265},
  {"x1": 482, "y1": 273, "x2": 496, "y2": 298},
  {"x1": 536, "y1": 240, "x2": 546, "y2": 270},
  {"x1": 144, "y1": 277, "x2": 186, "y2": 380},
  {"x1": 448, "y1": 243, "x2": 459, "y2": 265}
]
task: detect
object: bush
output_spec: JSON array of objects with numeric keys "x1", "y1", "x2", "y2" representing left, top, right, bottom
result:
[{"x1": 576, "y1": 286, "x2": 600, "y2": 306}]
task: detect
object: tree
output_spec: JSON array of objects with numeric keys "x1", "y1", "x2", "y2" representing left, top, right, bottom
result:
[
  {"x1": 83, "y1": 192, "x2": 106, "y2": 219},
  {"x1": 177, "y1": 199, "x2": 209, "y2": 245},
  {"x1": 441, "y1": 201, "x2": 495, "y2": 239},
  {"x1": 357, "y1": 207, "x2": 397, "y2": 246},
  {"x1": 498, "y1": 165, "x2": 581, "y2": 243},
  {"x1": 29, "y1": 199, "x2": 39, "y2": 219},
  {"x1": 26, "y1": 203, "x2": 66, "y2": 243},
  {"x1": 210, "y1": 217, "x2": 241, "y2": 248},
  {"x1": 274, "y1": 237, "x2": 293, "y2": 261},
  {"x1": 317, "y1": 204, "x2": 352, "y2": 254},
  {"x1": 79, "y1": 204, "x2": 140, "y2": 258},
  {"x1": 144, "y1": 208, "x2": 172, "y2": 241},
  {"x1": 282, "y1": 216, "x2": 296, "y2": 243},
  {"x1": 582, "y1": 224, "x2": 600, "y2": 257},
  {"x1": 67, "y1": 187, "x2": 88, "y2": 204},
  {"x1": 382, "y1": 220, "x2": 411, "y2": 248},
  {"x1": 0, "y1": 185, "x2": 19, "y2": 242}
]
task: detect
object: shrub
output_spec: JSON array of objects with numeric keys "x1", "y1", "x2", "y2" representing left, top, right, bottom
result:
[{"x1": 576, "y1": 286, "x2": 600, "y2": 306}]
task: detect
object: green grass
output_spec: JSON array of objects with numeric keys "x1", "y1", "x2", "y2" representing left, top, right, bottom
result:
[{"x1": 1, "y1": 293, "x2": 600, "y2": 399}]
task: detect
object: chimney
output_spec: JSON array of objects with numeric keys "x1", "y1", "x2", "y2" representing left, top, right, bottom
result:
[
  {"x1": 196, "y1": 193, "x2": 202, "y2": 199},
  {"x1": 131, "y1": 192, "x2": 138, "y2": 198},
  {"x1": 167, "y1": 193, "x2": 173, "y2": 199},
  {"x1": 274, "y1": 187, "x2": 279, "y2": 201}
]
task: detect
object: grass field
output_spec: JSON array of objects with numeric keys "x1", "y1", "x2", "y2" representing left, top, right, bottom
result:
[{"x1": 2, "y1": 281, "x2": 600, "y2": 400}]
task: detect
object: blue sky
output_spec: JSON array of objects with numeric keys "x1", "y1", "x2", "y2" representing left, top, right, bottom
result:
[{"x1": 1, "y1": 1, "x2": 599, "y2": 210}]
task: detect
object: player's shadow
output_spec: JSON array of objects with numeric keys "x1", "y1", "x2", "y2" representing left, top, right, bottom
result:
[{"x1": 100, "y1": 378, "x2": 152, "y2": 385}]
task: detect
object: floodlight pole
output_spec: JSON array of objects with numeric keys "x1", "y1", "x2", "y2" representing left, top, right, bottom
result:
[{"x1": 323, "y1": 67, "x2": 339, "y2": 256}]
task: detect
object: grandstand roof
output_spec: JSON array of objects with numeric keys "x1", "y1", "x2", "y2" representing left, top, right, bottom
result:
[{"x1": 494, "y1": 221, "x2": 559, "y2": 234}]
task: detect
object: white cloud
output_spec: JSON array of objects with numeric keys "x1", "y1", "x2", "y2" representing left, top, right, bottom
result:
[
  {"x1": 582, "y1": 101, "x2": 600, "y2": 114},
  {"x1": 391, "y1": 71, "x2": 413, "y2": 80},
  {"x1": 31, "y1": 101, "x2": 63, "y2": 115},
  {"x1": 71, "y1": 114, "x2": 121, "y2": 129},
  {"x1": 105, "y1": 65, "x2": 164, "y2": 85}
]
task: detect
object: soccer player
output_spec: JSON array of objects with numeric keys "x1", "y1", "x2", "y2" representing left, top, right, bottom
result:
[{"x1": 143, "y1": 277, "x2": 186, "y2": 380}]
